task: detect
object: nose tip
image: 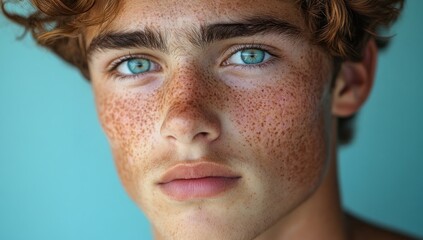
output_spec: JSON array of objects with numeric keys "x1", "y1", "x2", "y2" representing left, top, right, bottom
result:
[{"x1": 160, "y1": 103, "x2": 221, "y2": 144}]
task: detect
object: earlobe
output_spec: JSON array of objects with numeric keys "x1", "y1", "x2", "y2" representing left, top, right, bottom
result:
[{"x1": 332, "y1": 39, "x2": 378, "y2": 117}]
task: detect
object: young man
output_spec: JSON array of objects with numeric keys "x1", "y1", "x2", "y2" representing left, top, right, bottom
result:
[{"x1": 2, "y1": 0, "x2": 412, "y2": 239}]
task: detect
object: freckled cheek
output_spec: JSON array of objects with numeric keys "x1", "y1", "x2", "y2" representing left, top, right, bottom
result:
[
  {"x1": 97, "y1": 94, "x2": 158, "y2": 146},
  {"x1": 95, "y1": 93, "x2": 160, "y2": 196},
  {"x1": 229, "y1": 83, "x2": 328, "y2": 190},
  {"x1": 230, "y1": 86, "x2": 323, "y2": 146}
]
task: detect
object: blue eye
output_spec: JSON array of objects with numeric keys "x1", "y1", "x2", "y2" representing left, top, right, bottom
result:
[
  {"x1": 241, "y1": 49, "x2": 265, "y2": 64},
  {"x1": 116, "y1": 57, "x2": 159, "y2": 75},
  {"x1": 127, "y1": 58, "x2": 150, "y2": 74},
  {"x1": 227, "y1": 48, "x2": 271, "y2": 65}
]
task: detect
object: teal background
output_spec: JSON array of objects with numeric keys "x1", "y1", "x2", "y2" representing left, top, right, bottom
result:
[{"x1": 0, "y1": 1, "x2": 422, "y2": 239}]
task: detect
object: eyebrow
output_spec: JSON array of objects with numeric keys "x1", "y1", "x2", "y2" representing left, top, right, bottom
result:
[
  {"x1": 195, "y1": 16, "x2": 302, "y2": 46},
  {"x1": 86, "y1": 16, "x2": 302, "y2": 59},
  {"x1": 87, "y1": 27, "x2": 167, "y2": 59}
]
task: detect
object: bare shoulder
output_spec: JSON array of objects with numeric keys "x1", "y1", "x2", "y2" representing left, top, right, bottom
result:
[{"x1": 346, "y1": 213, "x2": 419, "y2": 240}]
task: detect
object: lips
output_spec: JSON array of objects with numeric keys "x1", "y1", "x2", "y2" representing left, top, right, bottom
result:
[{"x1": 157, "y1": 162, "x2": 241, "y2": 201}]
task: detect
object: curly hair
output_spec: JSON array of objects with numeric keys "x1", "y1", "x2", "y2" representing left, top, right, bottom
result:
[
  {"x1": 1, "y1": 0, "x2": 121, "y2": 79},
  {"x1": 1, "y1": 0, "x2": 404, "y2": 144}
]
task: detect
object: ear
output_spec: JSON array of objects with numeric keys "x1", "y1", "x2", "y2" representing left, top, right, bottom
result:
[{"x1": 332, "y1": 39, "x2": 378, "y2": 117}]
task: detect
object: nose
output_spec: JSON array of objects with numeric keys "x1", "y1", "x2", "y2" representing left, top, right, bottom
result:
[
  {"x1": 160, "y1": 103, "x2": 221, "y2": 144},
  {"x1": 159, "y1": 67, "x2": 221, "y2": 145}
]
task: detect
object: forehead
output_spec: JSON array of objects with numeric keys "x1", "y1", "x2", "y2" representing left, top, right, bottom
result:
[{"x1": 86, "y1": 0, "x2": 305, "y2": 44}]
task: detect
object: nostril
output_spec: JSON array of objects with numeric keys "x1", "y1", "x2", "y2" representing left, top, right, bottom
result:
[
  {"x1": 194, "y1": 132, "x2": 214, "y2": 140},
  {"x1": 195, "y1": 130, "x2": 220, "y2": 142},
  {"x1": 166, "y1": 134, "x2": 178, "y2": 141},
  {"x1": 191, "y1": 132, "x2": 209, "y2": 142}
]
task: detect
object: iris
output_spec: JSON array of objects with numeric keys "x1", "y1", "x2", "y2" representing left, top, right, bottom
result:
[
  {"x1": 240, "y1": 49, "x2": 266, "y2": 64},
  {"x1": 127, "y1": 58, "x2": 151, "y2": 74}
]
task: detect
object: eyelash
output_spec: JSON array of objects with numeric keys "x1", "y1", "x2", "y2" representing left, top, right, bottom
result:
[
  {"x1": 107, "y1": 44, "x2": 278, "y2": 80},
  {"x1": 222, "y1": 44, "x2": 278, "y2": 68},
  {"x1": 107, "y1": 54, "x2": 159, "y2": 80}
]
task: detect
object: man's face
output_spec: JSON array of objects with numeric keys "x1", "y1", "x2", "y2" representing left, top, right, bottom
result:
[{"x1": 88, "y1": 0, "x2": 335, "y2": 239}]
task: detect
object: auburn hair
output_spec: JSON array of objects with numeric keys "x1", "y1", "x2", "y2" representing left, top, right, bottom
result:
[{"x1": 1, "y1": 0, "x2": 404, "y2": 143}]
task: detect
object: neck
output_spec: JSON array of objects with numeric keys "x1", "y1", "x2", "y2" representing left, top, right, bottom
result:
[{"x1": 256, "y1": 124, "x2": 348, "y2": 240}]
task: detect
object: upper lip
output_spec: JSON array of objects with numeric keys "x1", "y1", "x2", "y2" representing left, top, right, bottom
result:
[{"x1": 158, "y1": 162, "x2": 240, "y2": 184}]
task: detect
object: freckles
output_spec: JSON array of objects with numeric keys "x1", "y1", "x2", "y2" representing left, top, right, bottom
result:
[
  {"x1": 228, "y1": 76, "x2": 319, "y2": 151},
  {"x1": 227, "y1": 49, "x2": 330, "y2": 146},
  {"x1": 157, "y1": 65, "x2": 222, "y2": 115},
  {"x1": 98, "y1": 93, "x2": 156, "y2": 144},
  {"x1": 96, "y1": 90, "x2": 160, "y2": 186},
  {"x1": 227, "y1": 49, "x2": 331, "y2": 188}
]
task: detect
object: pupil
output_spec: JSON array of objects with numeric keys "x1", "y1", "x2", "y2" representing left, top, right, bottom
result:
[
  {"x1": 241, "y1": 49, "x2": 264, "y2": 64},
  {"x1": 128, "y1": 59, "x2": 150, "y2": 73}
]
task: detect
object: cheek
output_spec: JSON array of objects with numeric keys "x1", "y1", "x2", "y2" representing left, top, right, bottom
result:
[
  {"x1": 227, "y1": 67, "x2": 331, "y2": 194},
  {"x1": 94, "y1": 91, "x2": 160, "y2": 195}
]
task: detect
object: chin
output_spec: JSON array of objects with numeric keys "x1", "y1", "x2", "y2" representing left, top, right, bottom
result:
[{"x1": 150, "y1": 208, "x2": 264, "y2": 240}]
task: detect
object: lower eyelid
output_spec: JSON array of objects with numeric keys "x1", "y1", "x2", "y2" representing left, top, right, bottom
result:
[
  {"x1": 109, "y1": 68, "x2": 162, "y2": 82},
  {"x1": 232, "y1": 57, "x2": 278, "y2": 70}
]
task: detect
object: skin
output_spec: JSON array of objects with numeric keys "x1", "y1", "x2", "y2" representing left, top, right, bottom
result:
[{"x1": 85, "y1": 0, "x2": 411, "y2": 239}]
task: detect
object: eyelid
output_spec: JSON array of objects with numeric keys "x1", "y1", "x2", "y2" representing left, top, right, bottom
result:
[
  {"x1": 106, "y1": 53, "x2": 162, "y2": 80},
  {"x1": 221, "y1": 44, "x2": 278, "y2": 66},
  {"x1": 108, "y1": 54, "x2": 154, "y2": 72}
]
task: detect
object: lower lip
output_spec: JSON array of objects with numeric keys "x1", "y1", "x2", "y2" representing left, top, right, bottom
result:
[{"x1": 159, "y1": 177, "x2": 240, "y2": 201}]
